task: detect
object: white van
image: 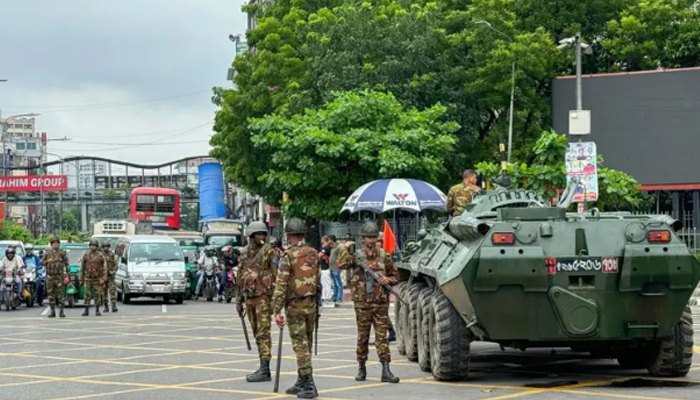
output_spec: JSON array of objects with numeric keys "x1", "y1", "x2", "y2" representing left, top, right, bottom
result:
[{"x1": 114, "y1": 235, "x2": 187, "y2": 304}]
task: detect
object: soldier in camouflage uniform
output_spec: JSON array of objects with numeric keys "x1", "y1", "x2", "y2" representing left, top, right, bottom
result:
[
  {"x1": 79, "y1": 239, "x2": 108, "y2": 317},
  {"x1": 101, "y1": 242, "x2": 118, "y2": 313},
  {"x1": 236, "y1": 220, "x2": 278, "y2": 382},
  {"x1": 446, "y1": 169, "x2": 480, "y2": 216},
  {"x1": 41, "y1": 237, "x2": 70, "y2": 318},
  {"x1": 338, "y1": 221, "x2": 400, "y2": 383},
  {"x1": 273, "y1": 217, "x2": 321, "y2": 398}
]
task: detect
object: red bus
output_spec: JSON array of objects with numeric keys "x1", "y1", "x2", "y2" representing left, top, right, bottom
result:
[{"x1": 129, "y1": 187, "x2": 181, "y2": 230}]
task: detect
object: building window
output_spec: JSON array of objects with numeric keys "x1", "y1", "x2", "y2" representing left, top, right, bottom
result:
[
  {"x1": 26, "y1": 142, "x2": 37, "y2": 150},
  {"x1": 16, "y1": 143, "x2": 25, "y2": 150}
]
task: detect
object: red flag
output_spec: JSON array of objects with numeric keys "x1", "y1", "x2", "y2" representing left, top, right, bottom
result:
[{"x1": 383, "y1": 220, "x2": 397, "y2": 254}]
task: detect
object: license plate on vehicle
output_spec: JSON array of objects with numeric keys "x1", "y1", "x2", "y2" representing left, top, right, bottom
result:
[
  {"x1": 152, "y1": 286, "x2": 164, "y2": 292},
  {"x1": 555, "y1": 257, "x2": 618, "y2": 273}
]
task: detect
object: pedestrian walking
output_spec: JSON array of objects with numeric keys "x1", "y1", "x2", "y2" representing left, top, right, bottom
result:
[
  {"x1": 41, "y1": 237, "x2": 70, "y2": 318},
  {"x1": 80, "y1": 239, "x2": 107, "y2": 317},
  {"x1": 236, "y1": 221, "x2": 278, "y2": 382},
  {"x1": 327, "y1": 235, "x2": 344, "y2": 304},
  {"x1": 338, "y1": 220, "x2": 400, "y2": 383},
  {"x1": 272, "y1": 217, "x2": 320, "y2": 398},
  {"x1": 319, "y1": 236, "x2": 333, "y2": 303},
  {"x1": 101, "y1": 242, "x2": 118, "y2": 313}
]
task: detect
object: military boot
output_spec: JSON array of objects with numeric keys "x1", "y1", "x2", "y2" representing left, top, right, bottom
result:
[
  {"x1": 59, "y1": 306, "x2": 66, "y2": 318},
  {"x1": 48, "y1": 306, "x2": 56, "y2": 318},
  {"x1": 388, "y1": 327, "x2": 396, "y2": 342},
  {"x1": 95, "y1": 306, "x2": 102, "y2": 316},
  {"x1": 297, "y1": 374, "x2": 318, "y2": 399},
  {"x1": 103, "y1": 303, "x2": 110, "y2": 313},
  {"x1": 82, "y1": 306, "x2": 89, "y2": 316},
  {"x1": 246, "y1": 359, "x2": 271, "y2": 382},
  {"x1": 111, "y1": 303, "x2": 118, "y2": 313},
  {"x1": 355, "y1": 361, "x2": 367, "y2": 381},
  {"x1": 286, "y1": 373, "x2": 305, "y2": 395},
  {"x1": 380, "y1": 361, "x2": 399, "y2": 383}
]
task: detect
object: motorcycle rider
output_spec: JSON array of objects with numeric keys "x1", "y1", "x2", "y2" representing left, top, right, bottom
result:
[
  {"x1": 218, "y1": 245, "x2": 238, "y2": 301},
  {"x1": 24, "y1": 244, "x2": 45, "y2": 305},
  {"x1": 195, "y1": 246, "x2": 220, "y2": 300},
  {"x1": 0, "y1": 247, "x2": 24, "y2": 302}
]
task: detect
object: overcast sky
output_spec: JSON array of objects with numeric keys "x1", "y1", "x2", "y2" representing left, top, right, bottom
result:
[{"x1": 0, "y1": 0, "x2": 247, "y2": 168}]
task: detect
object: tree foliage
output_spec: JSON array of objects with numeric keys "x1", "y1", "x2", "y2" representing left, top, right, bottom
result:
[
  {"x1": 211, "y1": 0, "x2": 698, "y2": 214},
  {"x1": 476, "y1": 130, "x2": 650, "y2": 211},
  {"x1": 249, "y1": 90, "x2": 458, "y2": 220}
]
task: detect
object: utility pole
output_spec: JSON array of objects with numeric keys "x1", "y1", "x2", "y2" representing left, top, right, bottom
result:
[{"x1": 575, "y1": 32, "x2": 583, "y2": 113}]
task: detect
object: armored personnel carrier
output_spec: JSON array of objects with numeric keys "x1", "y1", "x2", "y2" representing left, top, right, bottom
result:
[{"x1": 394, "y1": 177, "x2": 700, "y2": 381}]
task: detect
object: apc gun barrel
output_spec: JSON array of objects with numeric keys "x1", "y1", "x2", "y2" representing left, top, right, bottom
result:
[{"x1": 448, "y1": 215, "x2": 491, "y2": 242}]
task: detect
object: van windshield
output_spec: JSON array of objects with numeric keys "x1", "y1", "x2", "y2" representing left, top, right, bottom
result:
[{"x1": 128, "y1": 243, "x2": 183, "y2": 263}]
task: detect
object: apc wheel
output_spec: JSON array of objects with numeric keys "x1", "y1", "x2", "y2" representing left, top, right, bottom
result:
[
  {"x1": 394, "y1": 282, "x2": 407, "y2": 356},
  {"x1": 406, "y1": 282, "x2": 427, "y2": 362},
  {"x1": 416, "y1": 287, "x2": 433, "y2": 372},
  {"x1": 647, "y1": 305, "x2": 693, "y2": 377},
  {"x1": 121, "y1": 284, "x2": 131, "y2": 304},
  {"x1": 429, "y1": 289, "x2": 471, "y2": 381}
]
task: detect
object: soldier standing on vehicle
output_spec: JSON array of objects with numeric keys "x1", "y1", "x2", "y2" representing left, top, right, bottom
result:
[
  {"x1": 272, "y1": 217, "x2": 320, "y2": 398},
  {"x1": 101, "y1": 242, "x2": 118, "y2": 313},
  {"x1": 79, "y1": 239, "x2": 107, "y2": 317},
  {"x1": 42, "y1": 237, "x2": 70, "y2": 318},
  {"x1": 338, "y1": 221, "x2": 400, "y2": 383},
  {"x1": 236, "y1": 221, "x2": 278, "y2": 382},
  {"x1": 446, "y1": 169, "x2": 480, "y2": 216}
]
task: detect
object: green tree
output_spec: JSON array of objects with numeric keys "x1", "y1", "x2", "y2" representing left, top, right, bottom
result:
[
  {"x1": 476, "y1": 130, "x2": 650, "y2": 211},
  {"x1": 0, "y1": 221, "x2": 34, "y2": 243},
  {"x1": 249, "y1": 89, "x2": 458, "y2": 220}
]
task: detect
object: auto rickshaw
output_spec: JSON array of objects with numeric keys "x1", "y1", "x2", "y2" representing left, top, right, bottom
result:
[
  {"x1": 180, "y1": 244, "x2": 203, "y2": 300},
  {"x1": 61, "y1": 243, "x2": 89, "y2": 308}
]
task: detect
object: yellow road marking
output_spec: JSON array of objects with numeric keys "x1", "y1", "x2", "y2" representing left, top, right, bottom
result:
[
  {"x1": 43, "y1": 387, "x2": 155, "y2": 400},
  {"x1": 558, "y1": 389, "x2": 693, "y2": 400}
]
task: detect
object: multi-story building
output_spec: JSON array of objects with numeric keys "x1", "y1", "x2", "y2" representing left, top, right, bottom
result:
[{"x1": 63, "y1": 160, "x2": 108, "y2": 190}]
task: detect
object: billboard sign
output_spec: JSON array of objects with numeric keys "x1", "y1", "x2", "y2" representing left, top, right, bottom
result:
[
  {"x1": 565, "y1": 142, "x2": 598, "y2": 202},
  {"x1": 0, "y1": 175, "x2": 68, "y2": 192}
]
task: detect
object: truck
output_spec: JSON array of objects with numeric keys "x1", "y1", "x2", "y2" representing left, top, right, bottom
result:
[{"x1": 393, "y1": 177, "x2": 700, "y2": 381}]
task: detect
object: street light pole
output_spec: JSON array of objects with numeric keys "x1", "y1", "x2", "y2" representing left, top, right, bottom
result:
[
  {"x1": 575, "y1": 32, "x2": 582, "y2": 111},
  {"x1": 44, "y1": 151, "x2": 66, "y2": 234},
  {"x1": 475, "y1": 21, "x2": 516, "y2": 163}
]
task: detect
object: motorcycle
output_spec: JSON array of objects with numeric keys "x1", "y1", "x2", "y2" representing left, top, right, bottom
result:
[
  {"x1": 221, "y1": 268, "x2": 236, "y2": 303},
  {"x1": 202, "y1": 264, "x2": 218, "y2": 302},
  {"x1": 23, "y1": 264, "x2": 44, "y2": 307},
  {"x1": 2, "y1": 269, "x2": 21, "y2": 311}
]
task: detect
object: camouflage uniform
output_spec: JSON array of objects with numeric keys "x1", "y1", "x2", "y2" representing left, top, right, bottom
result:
[
  {"x1": 79, "y1": 246, "x2": 107, "y2": 316},
  {"x1": 42, "y1": 244, "x2": 69, "y2": 318},
  {"x1": 102, "y1": 249, "x2": 118, "y2": 312},
  {"x1": 237, "y1": 221, "x2": 277, "y2": 382},
  {"x1": 446, "y1": 183, "x2": 479, "y2": 216},
  {"x1": 272, "y1": 217, "x2": 321, "y2": 398},
  {"x1": 338, "y1": 221, "x2": 400, "y2": 383}
]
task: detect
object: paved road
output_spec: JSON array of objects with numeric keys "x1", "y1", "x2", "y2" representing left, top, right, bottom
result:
[{"x1": 0, "y1": 300, "x2": 699, "y2": 400}]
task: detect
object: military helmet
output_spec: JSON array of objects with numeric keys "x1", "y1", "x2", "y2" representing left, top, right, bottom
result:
[
  {"x1": 50, "y1": 237, "x2": 60, "y2": 245},
  {"x1": 89, "y1": 238, "x2": 99, "y2": 247},
  {"x1": 359, "y1": 221, "x2": 380, "y2": 237},
  {"x1": 285, "y1": 217, "x2": 307, "y2": 235},
  {"x1": 246, "y1": 221, "x2": 268, "y2": 237},
  {"x1": 102, "y1": 242, "x2": 111, "y2": 248}
]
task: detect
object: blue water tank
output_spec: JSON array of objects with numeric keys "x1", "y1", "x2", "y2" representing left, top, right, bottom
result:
[{"x1": 198, "y1": 162, "x2": 227, "y2": 220}]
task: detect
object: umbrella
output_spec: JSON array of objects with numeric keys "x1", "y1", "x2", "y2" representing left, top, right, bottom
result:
[{"x1": 340, "y1": 178, "x2": 447, "y2": 213}]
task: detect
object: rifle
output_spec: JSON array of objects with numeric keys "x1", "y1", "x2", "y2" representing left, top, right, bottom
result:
[
  {"x1": 314, "y1": 290, "x2": 320, "y2": 356},
  {"x1": 240, "y1": 312, "x2": 252, "y2": 351},
  {"x1": 357, "y1": 261, "x2": 408, "y2": 306},
  {"x1": 273, "y1": 325, "x2": 284, "y2": 393}
]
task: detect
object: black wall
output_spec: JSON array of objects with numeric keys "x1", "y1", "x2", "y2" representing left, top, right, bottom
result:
[{"x1": 552, "y1": 68, "x2": 700, "y2": 186}]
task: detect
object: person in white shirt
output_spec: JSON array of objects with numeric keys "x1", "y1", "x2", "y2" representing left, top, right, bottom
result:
[
  {"x1": 195, "y1": 246, "x2": 220, "y2": 300},
  {"x1": 0, "y1": 247, "x2": 24, "y2": 300}
]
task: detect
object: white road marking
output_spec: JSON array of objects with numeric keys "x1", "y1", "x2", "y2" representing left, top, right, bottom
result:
[
  {"x1": 41, "y1": 306, "x2": 51, "y2": 316},
  {"x1": 162, "y1": 304, "x2": 167, "y2": 313}
]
